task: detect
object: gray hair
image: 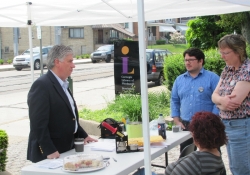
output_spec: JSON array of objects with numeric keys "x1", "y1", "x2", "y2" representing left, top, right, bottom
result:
[
  {"x1": 47, "y1": 45, "x2": 73, "y2": 69},
  {"x1": 218, "y1": 34, "x2": 247, "y2": 63}
]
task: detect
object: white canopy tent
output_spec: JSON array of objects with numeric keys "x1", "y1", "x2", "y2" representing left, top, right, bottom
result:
[
  {"x1": 1, "y1": 0, "x2": 250, "y2": 27},
  {"x1": 222, "y1": 0, "x2": 250, "y2": 6},
  {"x1": 1, "y1": 1, "x2": 250, "y2": 174}
]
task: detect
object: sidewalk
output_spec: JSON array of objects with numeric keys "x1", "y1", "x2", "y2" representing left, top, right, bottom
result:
[{"x1": 0, "y1": 58, "x2": 92, "y2": 72}]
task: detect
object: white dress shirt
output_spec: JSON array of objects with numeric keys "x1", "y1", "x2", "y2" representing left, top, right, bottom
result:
[{"x1": 50, "y1": 70, "x2": 78, "y2": 133}]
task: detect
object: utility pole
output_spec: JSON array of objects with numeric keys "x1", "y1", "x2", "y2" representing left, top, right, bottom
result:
[
  {"x1": 37, "y1": 26, "x2": 43, "y2": 75},
  {"x1": 13, "y1": 28, "x2": 19, "y2": 56},
  {"x1": 54, "y1": 26, "x2": 61, "y2": 45}
]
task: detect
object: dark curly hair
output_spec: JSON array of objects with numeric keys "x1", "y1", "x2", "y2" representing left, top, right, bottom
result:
[
  {"x1": 189, "y1": 111, "x2": 227, "y2": 149},
  {"x1": 183, "y1": 48, "x2": 205, "y2": 65}
]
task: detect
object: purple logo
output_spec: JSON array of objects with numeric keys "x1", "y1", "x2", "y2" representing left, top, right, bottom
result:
[{"x1": 122, "y1": 57, "x2": 134, "y2": 74}]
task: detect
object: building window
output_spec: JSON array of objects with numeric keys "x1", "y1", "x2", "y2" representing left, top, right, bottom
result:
[
  {"x1": 69, "y1": 28, "x2": 84, "y2": 38},
  {"x1": 5, "y1": 47, "x2": 9, "y2": 53},
  {"x1": 124, "y1": 23, "x2": 129, "y2": 28},
  {"x1": 165, "y1": 19, "x2": 173, "y2": 23},
  {"x1": 110, "y1": 30, "x2": 118, "y2": 38}
]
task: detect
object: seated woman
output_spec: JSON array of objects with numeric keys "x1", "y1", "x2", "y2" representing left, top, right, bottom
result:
[
  {"x1": 165, "y1": 111, "x2": 227, "y2": 175},
  {"x1": 133, "y1": 111, "x2": 227, "y2": 175}
]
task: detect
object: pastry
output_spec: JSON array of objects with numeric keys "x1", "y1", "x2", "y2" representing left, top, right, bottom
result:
[{"x1": 64, "y1": 162, "x2": 80, "y2": 171}]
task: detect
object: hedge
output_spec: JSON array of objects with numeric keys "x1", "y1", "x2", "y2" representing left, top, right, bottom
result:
[
  {"x1": 156, "y1": 40, "x2": 166, "y2": 45},
  {"x1": 0, "y1": 130, "x2": 8, "y2": 172}
]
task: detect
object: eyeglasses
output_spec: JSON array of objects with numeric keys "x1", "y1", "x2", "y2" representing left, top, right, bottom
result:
[
  {"x1": 219, "y1": 51, "x2": 233, "y2": 56},
  {"x1": 184, "y1": 59, "x2": 197, "y2": 63}
]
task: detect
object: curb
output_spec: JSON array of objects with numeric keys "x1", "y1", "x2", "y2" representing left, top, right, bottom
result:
[
  {"x1": 0, "y1": 60, "x2": 92, "y2": 72},
  {"x1": 79, "y1": 119, "x2": 101, "y2": 136},
  {"x1": 0, "y1": 67, "x2": 16, "y2": 72}
]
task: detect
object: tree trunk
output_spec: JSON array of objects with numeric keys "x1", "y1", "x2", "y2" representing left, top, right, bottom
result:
[{"x1": 241, "y1": 12, "x2": 250, "y2": 44}]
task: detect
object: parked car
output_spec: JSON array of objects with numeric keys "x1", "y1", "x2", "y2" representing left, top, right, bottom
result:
[
  {"x1": 12, "y1": 46, "x2": 52, "y2": 71},
  {"x1": 146, "y1": 49, "x2": 172, "y2": 86},
  {"x1": 90, "y1": 45, "x2": 114, "y2": 63}
]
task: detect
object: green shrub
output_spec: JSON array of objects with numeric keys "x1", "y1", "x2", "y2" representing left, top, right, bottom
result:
[
  {"x1": 84, "y1": 54, "x2": 90, "y2": 58},
  {"x1": 0, "y1": 59, "x2": 3, "y2": 65},
  {"x1": 108, "y1": 93, "x2": 142, "y2": 122},
  {"x1": 246, "y1": 44, "x2": 250, "y2": 57},
  {"x1": 7, "y1": 59, "x2": 12, "y2": 64},
  {"x1": 78, "y1": 90, "x2": 171, "y2": 123},
  {"x1": 156, "y1": 40, "x2": 166, "y2": 45},
  {"x1": 76, "y1": 56, "x2": 80, "y2": 59},
  {"x1": 81, "y1": 55, "x2": 84, "y2": 59},
  {"x1": 164, "y1": 53, "x2": 186, "y2": 91},
  {"x1": 167, "y1": 121, "x2": 173, "y2": 130},
  {"x1": 0, "y1": 130, "x2": 8, "y2": 171},
  {"x1": 164, "y1": 49, "x2": 226, "y2": 91},
  {"x1": 203, "y1": 49, "x2": 225, "y2": 76}
]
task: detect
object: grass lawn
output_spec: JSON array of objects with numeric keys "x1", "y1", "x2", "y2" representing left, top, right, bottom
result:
[{"x1": 147, "y1": 44, "x2": 189, "y2": 54}]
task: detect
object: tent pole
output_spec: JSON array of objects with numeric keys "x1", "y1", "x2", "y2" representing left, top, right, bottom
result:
[
  {"x1": 27, "y1": 2, "x2": 34, "y2": 83},
  {"x1": 137, "y1": 0, "x2": 151, "y2": 175}
]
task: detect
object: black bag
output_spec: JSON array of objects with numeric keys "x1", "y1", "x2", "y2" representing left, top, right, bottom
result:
[{"x1": 98, "y1": 118, "x2": 123, "y2": 139}]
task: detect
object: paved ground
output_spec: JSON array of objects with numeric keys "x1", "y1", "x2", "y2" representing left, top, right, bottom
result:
[{"x1": 0, "y1": 61, "x2": 232, "y2": 175}]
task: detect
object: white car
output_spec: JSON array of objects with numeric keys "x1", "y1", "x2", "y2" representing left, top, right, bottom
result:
[
  {"x1": 12, "y1": 46, "x2": 52, "y2": 71},
  {"x1": 90, "y1": 45, "x2": 114, "y2": 63}
]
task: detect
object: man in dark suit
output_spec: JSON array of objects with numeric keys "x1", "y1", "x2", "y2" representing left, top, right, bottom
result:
[{"x1": 27, "y1": 45, "x2": 97, "y2": 163}]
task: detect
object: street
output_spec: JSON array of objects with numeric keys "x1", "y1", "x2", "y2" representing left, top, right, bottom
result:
[{"x1": 0, "y1": 63, "x2": 114, "y2": 95}]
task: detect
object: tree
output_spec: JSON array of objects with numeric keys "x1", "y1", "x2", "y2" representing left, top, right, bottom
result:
[
  {"x1": 185, "y1": 16, "x2": 225, "y2": 50},
  {"x1": 217, "y1": 12, "x2": 250, "y2": 44},
  {"x1": 186, "y1": 12, "x2": 250, "y2": 50}
]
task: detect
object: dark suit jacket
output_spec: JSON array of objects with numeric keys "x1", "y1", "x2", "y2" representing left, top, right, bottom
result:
[{"x1": 27, "y1": 70, "x2": 88, "y2": 163}]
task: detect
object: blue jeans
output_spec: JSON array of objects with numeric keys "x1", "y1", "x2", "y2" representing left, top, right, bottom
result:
[{"x1": 222, "y1": 117, "x2": 250, "y2": 175}]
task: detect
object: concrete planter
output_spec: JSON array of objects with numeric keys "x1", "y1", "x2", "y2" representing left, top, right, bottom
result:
[{"x1": 79, "y1": 118, "x2": 101, "y2": 137}]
